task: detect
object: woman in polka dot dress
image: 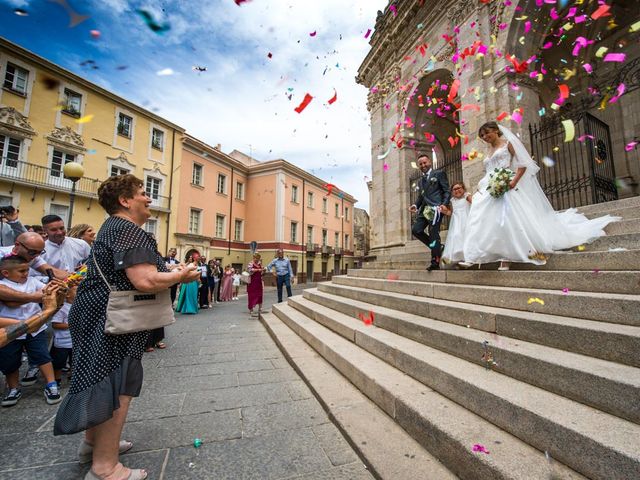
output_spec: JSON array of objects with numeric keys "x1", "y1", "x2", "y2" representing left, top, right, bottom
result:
[{"x1": 53, "y1": 175, "x2": 199, "y2": 480}]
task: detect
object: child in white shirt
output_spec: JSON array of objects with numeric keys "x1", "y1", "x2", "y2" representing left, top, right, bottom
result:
[
  {"x1": 0, "y1": 256, "x2": 61, "y2": 407},
  {"x1": 232, "y1": 270, "x2": 241, "y2": 300},
  {"x1": 442, "y1": 182, "x2": 472, "y2": 266},
  {"x1": 50, "y1": 303, "x2": 72, "y2": 387}
]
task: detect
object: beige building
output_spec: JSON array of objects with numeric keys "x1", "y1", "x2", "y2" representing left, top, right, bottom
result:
[
  {"x1": 358, "y1": 1, "x2": 639, "y2": 254},
  {"x1": 0, "y1": 37, "x2": 184, "y2": 252},
  {"x1": 173, "y1": 134, "x2": 357, "y2": 283}
]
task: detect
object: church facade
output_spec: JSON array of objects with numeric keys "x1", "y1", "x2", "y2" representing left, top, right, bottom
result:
[{"x1": 357, "y1": 0, "x2": 639, "y2": 253}]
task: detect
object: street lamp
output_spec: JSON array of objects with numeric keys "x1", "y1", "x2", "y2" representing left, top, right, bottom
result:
[{"x1": 63, "y1": 161, "x2": 85, "y2": 229}]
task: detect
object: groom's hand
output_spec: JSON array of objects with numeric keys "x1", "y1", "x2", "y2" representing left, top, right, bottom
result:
[{"x1": 409, "y1": 205, "x2": 417, "y2": 213}]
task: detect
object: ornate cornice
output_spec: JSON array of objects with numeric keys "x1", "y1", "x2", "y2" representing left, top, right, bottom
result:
[
  {"x1": 107, "y1": 151, "x2": 136, "y2": 168},
  {"x1": 0, "y1": 106, "x2": 36, "y2": 139},
  {"x1": 46, "y1": 126, "x2": 85, "y2": 153},
  {"x1": 447, "y1": 0, "x2": 477, "y2": 25}
]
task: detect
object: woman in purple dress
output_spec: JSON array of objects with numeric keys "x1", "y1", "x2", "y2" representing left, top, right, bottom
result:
[
  {"x1": 219, "y1": 265, "x2": 234, "y2": 301},
  {"x1": 246, "y1": 254, "x2": 265, "y2": 316}
]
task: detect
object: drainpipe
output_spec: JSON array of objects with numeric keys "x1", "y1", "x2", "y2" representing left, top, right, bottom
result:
[
  {"x1": 341, "y1": 196, "x2": 344, "y2": 274},
  {"x1": 301, "y1": 179, "x2": 305, "y2": 283},
  {"x1": 165, "y1": 130, "x2": 176, "y2": 253},
  {"x1": 228, "y1": 167, "x2": 234, "y2": 256}
]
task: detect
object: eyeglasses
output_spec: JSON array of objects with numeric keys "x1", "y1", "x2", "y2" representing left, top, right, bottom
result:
[{"x1": 18, "y1": 242, "x2": 45, "y2": 256}]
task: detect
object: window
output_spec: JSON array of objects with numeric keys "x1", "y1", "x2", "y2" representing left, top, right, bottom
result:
[
  {"x1": 322, "y1": 198, "x2": 328, "y2": 213},
  {"x1": 63, "y1": 89, "x2": 82, "y2": 115},
  {"x1": 192, "y1": 163, "x2": 203, "y2": 186},
  {"x1": 307, "y1": 191, "x2": 315, "y2": 208},
  {"x1": 144, "y1": 219, "x2": 158, "y2": 236},
  {"x1": 345, "y1": 207, "x2": 349, "y2": 221},
  {"x1": 110, "y1": 165, "x2": 130, "y2": 177},
  {"x1": 235, "y1": 182, "x2": 244, "y2": 200},
  {"x1": 0, "y1": 195, "x2": 12, "y2": 207},
  {"x1": 50, "y1": 203, "x2": 69, "y2": 226},
  {"x1": 215, "y1": 214, "x2": 225, "y2": 238},
  {"x1": 291, "y1": 185, "x2": 299, "y2": 203},
  {"x1": 0, "y1": 135, "x2": 21, "y2": 168},
  {"x1": 234, "y1": 219, "x2": 243, "y2": 241},
  {"x1": 51, "y1": 150, "x2": 75, "y2": 178},
  {"x1": 334, "y1": 232, "x2": 339, "y2": 247},
  {"x1": 217, "y1": 174, "x2": 227, "y2": 194},
  {"x1": 290, "y1": 221, "x2": 298, "y2": 243},
  {"x1": 322, "y1": 229, "x2": 328, "y2": 246},
  {"x1": 145, "y1": 176, "x2": 161, "y2": 200},
  {"x1": 334, "y1": 203, "x2": 339, "y2": 217},
  {"x1": 117, "y1": 113, "x2": 132, "y2": 138},
  {"x1": 151, "y1": 128, "x2": 164, "y2": 150},
  {"x1": 3, "y1": 63, "x2": 28, "y2": 94},
  {"x1": 189, "y1": 209, "x2": 201, "y2": 234},
  {"x1": 306, "y1": 225, "x2": 313, "y2": 244},
  {"x1": 345, "y1": 234, "x2": 350, "y2": 250}
]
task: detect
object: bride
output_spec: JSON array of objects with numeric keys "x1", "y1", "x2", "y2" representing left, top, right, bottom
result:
[{"x1": 462, "y1": 121, "x2": 619, "y2": 271}]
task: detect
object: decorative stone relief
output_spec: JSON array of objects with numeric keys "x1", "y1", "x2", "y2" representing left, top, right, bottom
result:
[
  {"x1": 46, "y1": 126, "x2": 85, "y2": 152},
  {"x1": 107, "y1": 151, "x2": 136, "y2": 168},
  {"x1": 447, "y1": 0, "x2": 477, "y2": 26},
  {"x1": 0, "y1": 106, "x2": 36, "y2": 138}
]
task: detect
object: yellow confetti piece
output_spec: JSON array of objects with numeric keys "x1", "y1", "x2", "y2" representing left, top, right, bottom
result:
[
  {"x1": 631, "y1": 20, "x2": 640, "y2": 32},
  {"x1": 518, "y1": 36, "x2": 525, "y2": 45},
  {"x1": 75, "y1": 114, "x2": 94, "y2": 124},
  {"x1": 561, "y1": 119, "x2": 575, "y2": 142},
  {"x1": 550, "y1": 103, "x2": 560, "y2": 111},
  {"x1": 411, "y1": 161, "x2": 418, "y2": 169},
  {"x1": 489, "y1": 86, "x2": 498, "y2": 94},
  {"x1": 515, "y1": 15, "x2": 528, "y2": 20},
  {"x1": 562, "y1": 22, "x2": 573, "y2": 31},
  {"x1": 577, "y1": 245, "x2": 586, "y2": 251},
  {"x1": 527, "y1": 297, "x2": 545, "y2": 306},
  {"x1": 595, "y1": 47, "x2": 608, "y2": 58},
  {"x1": 483, "y1": 69, "x2": 492, "y2": 77}
]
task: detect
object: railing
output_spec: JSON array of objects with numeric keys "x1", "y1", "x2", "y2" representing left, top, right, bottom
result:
[
  {"x1": 321, "y1": 245, "x2": 334, "y2": 255},
  {"x1": 334, "y1": 247, "x2": 343, "y2": 256},
  {"x1": 305, "y1": 243, "x2": 320, "y2": 253},
  {"x1": 0, "y1": 159, "x2": 170, "y2": 209}
]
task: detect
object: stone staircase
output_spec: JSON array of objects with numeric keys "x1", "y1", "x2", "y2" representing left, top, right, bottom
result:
[{"x1": 260, "y1": 197, "x2": 640, "y2": 480}]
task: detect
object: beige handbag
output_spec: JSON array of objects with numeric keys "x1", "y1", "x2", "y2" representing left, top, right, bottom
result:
[{"x1": 93, "y1": 251, "x2": 175, "y2": 335}]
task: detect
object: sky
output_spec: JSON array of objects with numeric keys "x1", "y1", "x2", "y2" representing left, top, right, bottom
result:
[{"x1": 0, "y1": 0, "x2": 389, "y2": 212}]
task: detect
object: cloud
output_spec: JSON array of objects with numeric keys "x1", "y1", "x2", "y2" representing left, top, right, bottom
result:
[{"x1": 80, "y1": 0, "x2": 387, "y2": 211}]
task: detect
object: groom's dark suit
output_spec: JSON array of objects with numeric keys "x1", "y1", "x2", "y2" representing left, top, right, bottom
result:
[{"x1": 411, "y1": 168, "x2": 451, "y2": 267}]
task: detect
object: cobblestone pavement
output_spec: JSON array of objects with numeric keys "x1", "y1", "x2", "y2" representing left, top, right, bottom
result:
[{"x1": 0, "y1": 286, "x2": 373, "y2": 480}]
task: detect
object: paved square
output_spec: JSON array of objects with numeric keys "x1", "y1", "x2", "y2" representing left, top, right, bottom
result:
[{"x1": 0, "y1": 287, "x2": 372, "y2": 479}]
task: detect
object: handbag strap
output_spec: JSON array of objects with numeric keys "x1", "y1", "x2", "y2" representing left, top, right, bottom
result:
[{"x1": 92, "y1": 250, "x2": 115, "y2": 292}]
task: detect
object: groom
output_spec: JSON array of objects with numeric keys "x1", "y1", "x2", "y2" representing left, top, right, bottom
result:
[{"x1": 409, "y1": 153, "x2": 451, "y2": 271}]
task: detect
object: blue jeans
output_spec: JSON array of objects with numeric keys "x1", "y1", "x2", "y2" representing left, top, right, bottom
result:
[{"x1": 276, "y1": 274, "x2": 292, "y2": 303}]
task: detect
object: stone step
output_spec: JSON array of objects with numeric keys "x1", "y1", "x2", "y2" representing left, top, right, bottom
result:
[
  {"x1": 583, "y1": 205, "x2": 640, "y2": 221},
  {"x1": 606, "y1": 218, "x2": 640, "y2": 235},
  {"x1": 294, "y1": 291, "x2": 640, "y2": 422},
  {"x1": 308, "y1": 284, "x2": 640, "y2": 368},
  {"x1": 260, "y1": 312, "x2": 458, "y2": 480},
  {"x1": 272, "y1": 301, "x2": 640, "y2": 480},
  {"x1": 574, "y1": 196, "x2": 640, "y2": 216},
  {"x1": 330, "y1": 275, "x2": 640, "y2": 325},
  {"x1": 270, "y1": 303, "x2": 588, "y2": 480},
  {"x1": 347, "y1": 268, "x2": 640, "y2": 295},
  {"x1": 364, "y1": 248, "x2": 640, "y2": 272}
]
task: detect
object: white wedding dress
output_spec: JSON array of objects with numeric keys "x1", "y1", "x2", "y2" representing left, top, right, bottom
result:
[{"x1": 463, "y1": 142, "x2": 619, "y2": 265}]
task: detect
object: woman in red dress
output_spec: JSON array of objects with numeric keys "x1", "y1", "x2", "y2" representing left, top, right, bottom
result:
[{"x1": 246, "y1": 254, "x2": 265, "y2": 316}]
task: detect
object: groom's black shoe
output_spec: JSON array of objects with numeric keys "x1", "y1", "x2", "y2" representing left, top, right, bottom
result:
[{"x1": 426, "y1": 264, "x2": 440, "y2": 272}]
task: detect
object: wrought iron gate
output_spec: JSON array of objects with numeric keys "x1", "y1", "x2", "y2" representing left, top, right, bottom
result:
[
  {"x1": 409, "y1": 143, "x2": 463, "y2": 231},
  {"x1": 529, "y1": 112, "x2": 618, "y2": 210}
]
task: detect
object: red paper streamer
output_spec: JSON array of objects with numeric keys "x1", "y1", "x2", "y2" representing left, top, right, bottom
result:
[
  {"x1": 447, "y1": 79, "x2": 460, "y2": 104},
  {"x1": 496, "y1": 111, "x2": 509, "y2": 121},
  {"x1": 294, "y1": 93, "x2": 313, "y2": 113},
  {"x1": 591, "y1": 4, "x2": 611, "y2": 20},
  {"x1": 558, "y1": 84, "x2": 569, "y2": 99},
  {"x1": 327, "y1": 90, "x2": 337, "y2": 105}
]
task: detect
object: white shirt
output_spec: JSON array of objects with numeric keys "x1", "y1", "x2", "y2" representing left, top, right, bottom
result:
[
  {"x1": 42, "y1": 237, "x2": 91, "y2": 272},
  {"x1": 0, "y1": 246, "x2": 45, "y2": 271},
  {"x1": 199, "y1": 265, "x2": 207, "y2": 278},
  {"x1": 52, "y1": 302, "x2": 72, "y2": 348},
  {"x1": 0, "y1": 277, "x2": 46, "y2": 339},
  {"x1": 232, "y1": 274, "x2": 241, "y2": 286}
]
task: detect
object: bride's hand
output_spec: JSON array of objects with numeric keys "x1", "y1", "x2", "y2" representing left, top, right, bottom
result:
[{"x1": 509, "y1": 179, "x2": 518, "y2": 189}]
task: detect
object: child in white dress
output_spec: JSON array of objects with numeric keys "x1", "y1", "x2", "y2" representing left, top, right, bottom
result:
[{"x1": 442, "y1": 182, "x2": 472, "y2": 266}]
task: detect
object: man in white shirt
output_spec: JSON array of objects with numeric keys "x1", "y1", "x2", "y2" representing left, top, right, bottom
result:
[{"x1": 40, "y1": 215, "x2": 91, "y2": 272}]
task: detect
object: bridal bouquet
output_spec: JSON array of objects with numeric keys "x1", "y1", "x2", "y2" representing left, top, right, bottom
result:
[
  {"x1": 422, "y1": 205, "x2": 436, "y2": 221},
  {"x1": 486, "y1": 168, "x2": 515, "y2": 198}
]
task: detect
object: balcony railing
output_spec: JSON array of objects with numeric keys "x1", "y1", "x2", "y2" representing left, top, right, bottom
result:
[
  {"x1": 0, "y1": 159, "x2": 170, "y2": 210},
  {"x1": 305, "y1": 243, "x2": 320, "y2": 254},
  {"x1": 321, "y1": 245, "x2": 334, "y2": 255},
  {"x1": 334, "y1": 247, "x2": 343, "y2": 256}
]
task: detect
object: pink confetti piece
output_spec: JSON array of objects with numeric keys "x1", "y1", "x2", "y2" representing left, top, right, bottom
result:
[
  {"x1": 582, "y1": 63, "x2": 593, "y2": 74},
  {"x1": 572, "y1": 36, "x2": 594, "y2": 57},
  {"x1": 472, "y1": 444, "x2": 490, "y2": 454},
  {"x1": 383, "y1": 163, "x2": 389, "y2": 171},
  {"x1": 625, "y1": 141, "x2": 638, "y2": 152},
  {"x1": 389, "y1": 4, "x2": 397, "y2": 16},
  {"x1": 542, "y1": 41, "x2": 553, "y2": 49},
  {"x1": 364, "y1": 28, "x2": 371, "y2": 39},
  {"x1": 577, "y1": 134, "x2": 594, "y2": 142},
  {"x1": 609, "y1": 83, "x2": 626, "y2": 104},
  {"x1": 575, "y1": 14, "x2": 587, "y2": 23},
  {"x1": 309, "y1": 31, "x2": 317, "y2": 37},
  {"x1": 604, "y1": 53, "x2": 626, "y2": 63},
  {"x1": 524, "y1": 21, "x2": 531, "y2": 33},
  {"x1": 511, "y1": 110, "x2": 523, "y2": 125},
  {"x1": 562, "y1": 288, "x2": 570, "y2": 295}
]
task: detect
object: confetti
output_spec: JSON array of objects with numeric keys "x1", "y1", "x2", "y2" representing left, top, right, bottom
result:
[
  {"x1": 386, "y1": 273, "x2": 400, "y2": 281},
  {"x1": 590, "y1": 4, "x2": 611, "y2": 20},
  {"x1": 192, "y1": 66, "x2": 207, "y2": 72},
  {"x1": 577, "y1": 135, "x2": 594, "y2": 142},
  {"x1": 267, "y1": 52, "x2": 273, "y2": 59},
  {"x1": 383, "y1": 163, "x2": 389, "y2": 171},
  {"x1": 542, "y1": 156, "x2": 555, "y2": 167},
  {"x1": 527, "y1": 297, "x2": 545, "y2": 306},
  {"x1": 234, "y1": 0, "x2": 250, "y2": 4},
  {"x1": 389, "y1": 4, "x2": 397, "y2": 16},
  {"x1": 87, "y1": 149, "x2": 97, "y2": 154},
  {"x1": 558, "y1": 84, "x2": 569, "y2": 100},
  {"x1": 576, "y1": 245, "x2": 586, "y2": 251},
  {"x1": 358, "y1": 311, "x2": 375, "y2": 326},
  {"x1": 75, "y1": 114, "x2": 94, "y2": 124},
  {"x1": 309, "y1": 31, "x2": 317, "y2": 37},
  {"x1": 603, "y1": 53, "x2": 626, "y2": 63},
  {"x1": 136, "y1": 9, "x2": 170, "y2": 34},
  {"x1": 327, "y1": 90, "x2": 337, "y2": 105},
  {"x1": 294, "y1": 93, "x2": 313, "y2": 113},
  {"x1": 193, "y1": 438, "x2": 202, "y2": 448},
  {"x1": 595, "y1": 47, "x2": 608, "y2": 58},
  {"x1": 14, "y1": 8, "x2": 28, "y2": 16},
  {"x1": 631, "y1": 21, "x2": 640, "y2": 32},
  {"x1": 472, "y1": 444, "x2": 490, "y2": 454},
  {"x1": 324, "y1": 183, "x2": 337, "y2": 196},
  {"x1": 364, "y1": 28, "x2": 371, "y2": 39},
  {"x1": 562, "y1": 288, "x2": 570, "y2": 295},
  {"x1": 377, "y1": 146, "x2": 391, "y2": 160},
  {"x1": 625, "y1": 141, "x2": 638, "y2": 151},
  {"x1": 90, "y1": 29, "x2": 100, "y2": 39},
  {"x1": 561, "y1": 119, "x2": 575, "y2": 142},
  {"x1": 582, "y1": 63, "x2": 593, "y2": 74},
  {"x1": 156, "y1": 68, "x2": 174, "y2": 76},
  {"x1": 50, "y1": 0, "x2": 89, "y2": 27}
]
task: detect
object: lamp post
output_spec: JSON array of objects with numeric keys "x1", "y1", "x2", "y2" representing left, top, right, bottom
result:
[{"x1": 63, "y1": 161, "x2": 85, "y2": 229}]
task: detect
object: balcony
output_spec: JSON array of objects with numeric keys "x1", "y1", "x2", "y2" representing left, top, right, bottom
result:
[
  {"x1": 321, "y1": 245, "x2": 334, "y2": 256},
  {"x1": 0, "y1": 159, "x2": 170, "y2": 211},
  {"x1": 305, "y1": 243, "x2": 320, "y2": 254},
  {"x1": 334, "y1": 247, "x2": 343, "y2": 256}
]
